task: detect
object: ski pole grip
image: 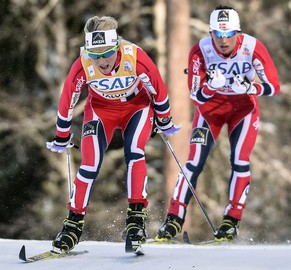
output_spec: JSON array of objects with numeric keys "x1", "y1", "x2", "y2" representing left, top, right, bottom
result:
[{"x1": 66, "y1": 133, "x2": 79, "y2": 150}]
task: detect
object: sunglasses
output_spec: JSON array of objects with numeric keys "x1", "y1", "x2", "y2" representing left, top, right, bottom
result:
[
  {"x1": 85, "y1": 44, "x2": 119, "y2": 59},
  {"x1": 212, "y1": 30, "x2": 237, "y2": 39}
]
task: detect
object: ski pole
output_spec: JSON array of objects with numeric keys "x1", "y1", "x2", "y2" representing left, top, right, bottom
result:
[
  {"x1": 65, "y1": 133, "x2": 79, "y2": 199},
  {"x1": 156, "y1": 128, "x2": 217, "y2": 234}
]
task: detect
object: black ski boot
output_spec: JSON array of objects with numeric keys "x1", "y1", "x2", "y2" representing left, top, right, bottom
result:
[
  {"x1": 52, "y1": 211, "x2": 85, "y2": 252},
  {"x1": 214, "y1": 215, "x2": 239, "y2": 241},
  {"x1": 125, "y1": 203, "x2": 148, "y2": 244},
  {"x1": 155, "y1": 214, "x2": 184, "y2": 242}
]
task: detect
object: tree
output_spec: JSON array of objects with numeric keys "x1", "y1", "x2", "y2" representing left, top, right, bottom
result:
[{"x1": 164, "y1": 0, "x2": 191, "y2": 234}]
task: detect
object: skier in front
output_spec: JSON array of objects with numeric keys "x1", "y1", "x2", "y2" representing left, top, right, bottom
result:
[
  {"x1": 155, "y1": 5, "x2": 280, "y2": 242},
  {"x1": 46, "y1": 15, "x2": 180, "y2": 252}
]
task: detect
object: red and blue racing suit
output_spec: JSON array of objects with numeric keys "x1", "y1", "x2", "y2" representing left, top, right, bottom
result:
[
  {"x1": 55, "y1": 40, "x2": 171, "y2": 214},
  {"x1": 168, "y1": 33, "x2": 280, "y2": 221}
]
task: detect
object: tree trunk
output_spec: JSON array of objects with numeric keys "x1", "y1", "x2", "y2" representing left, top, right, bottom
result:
[{"x1": 165, "y1": 0, "x2": 191, "y2": 221}]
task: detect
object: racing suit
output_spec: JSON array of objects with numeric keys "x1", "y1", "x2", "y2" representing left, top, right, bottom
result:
[
  {"x1": 55, "y1": 40, "x2": 172, "y2": 214},
  {"x1": 168, "y1": 33, "x2": 280, "y2": 221}
]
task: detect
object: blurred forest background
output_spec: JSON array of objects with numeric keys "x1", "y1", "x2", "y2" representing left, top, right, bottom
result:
[{"x1": 1, "y1": 0, "x2": 291, "y2": 244}]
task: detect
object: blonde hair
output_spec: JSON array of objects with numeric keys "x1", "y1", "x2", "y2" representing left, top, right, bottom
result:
[{"x1": 84, "y1": 16, "x2": 118, "y2": 33}]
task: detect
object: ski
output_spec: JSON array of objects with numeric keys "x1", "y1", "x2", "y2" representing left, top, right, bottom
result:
[
  {"x1": 125, "y1": 235, "x2": 145, "y2": 255},
  {"x1": 19, "y1": 245, "x2": 89, "y2": 263},
  {"x1": 182, "y1": 231, "x2": 254, "y2": 246},
  {"x1": 147, "y1": 231, "x2": 223, "y2": 246},
  {"x1": 147, "y1": 238, "x2": 181, "y2": 245},
  {"x1": 147, "y1": 239, "x2": 219, "y2": 246}
]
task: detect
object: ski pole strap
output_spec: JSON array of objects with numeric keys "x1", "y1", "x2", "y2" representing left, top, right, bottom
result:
[
  {"x1": 153, "y1": 127, "x2": 168, "y2": 140},
  {"x1": 67, "y1": 143, "x2": 79, "y2": 149},
  {"x1": 66, "y1": 133, "x2": 79, "y2": 150}
]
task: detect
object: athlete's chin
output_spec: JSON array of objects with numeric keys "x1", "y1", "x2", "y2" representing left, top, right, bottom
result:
[
  {"x1": 219, "y1": 46, "x2": 231, "y2": 55},
  {"x1": 98, "y1": 65, "x2": 111, "y2": 74}
]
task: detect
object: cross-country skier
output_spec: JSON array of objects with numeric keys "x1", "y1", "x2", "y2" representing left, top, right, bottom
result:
[
  {"x1": 155, "y1": 5, "x2": 280, "y2": 242},
  {"x1": 46, "y1": 15, "x2": 180, "y2": 252}
]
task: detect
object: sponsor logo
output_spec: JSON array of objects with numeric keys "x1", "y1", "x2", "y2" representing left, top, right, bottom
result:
[
  {"x1": 208, "y1": 62, "x2": 252, "y2": 75},
  {"x1": 242, "y1": 45, "x2": 251, "y2": 56},
  {"x1": 82, "y1": 120, "x2": 99, "y2": 138},
  {"x1": 124, "y1": 45, "x2": 133, "y2": 55},
  {"x1": 92, "y1": 32, "x2": 106, "y2": 45},
  {"x1": 217, "y1": 10, "x2": 229, "y2": 22},
  {"x1": 70, "y1": 92, "x2": 81, "y2": 109},
  {"x1": 102, "y1": 91, "x2": 130, "y2": 99},
  {"x1": 190, "y1": 127, "x2": 209, "y2": 145},
  {"x1": 76, "y1": 76, "x2": 86, "y2": 92},
  {"x1": 124, "y1": 61, "x2": 133, "y2": 71},
  {"x1": 89, "y1": 76, "x2": 136, "y2": 91},
  {"x1": 256, "y1": 69, "x2": 267, "y2": 82},
  {"x1": 191, "y1": 75, "x2": 200, "y2": 93},
  {"x1": 192, "y1": 57, "x2": 201, "y2": 75},
  {"x1": 253, "y1": 58, "x2": 263, "y2": 70},
  {"x1": 88, "y1": 65, "x2": 95, "y2": 77}
]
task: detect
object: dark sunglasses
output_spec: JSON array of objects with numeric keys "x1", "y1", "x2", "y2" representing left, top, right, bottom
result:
[
  {"x1": 212, "y1": 30, "x2": 237, "y2": 39},
  {"x1": 85, "y1": 44, "x2": 119, "y2": 60}
]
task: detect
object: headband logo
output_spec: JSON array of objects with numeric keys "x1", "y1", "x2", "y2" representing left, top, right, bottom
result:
[
  {"x1": 217, "y1": 10, "x2": 229, "y2": 22},
  {"x1": 92, "y1": 32, "x2": 106, "y2": 45}
]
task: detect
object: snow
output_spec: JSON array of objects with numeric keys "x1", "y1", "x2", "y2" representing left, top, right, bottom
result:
[{"x1": 2, "y1": 238, "x2": 291, "y2": 270}]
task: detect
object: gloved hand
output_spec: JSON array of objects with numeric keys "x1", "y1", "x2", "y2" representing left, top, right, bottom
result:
[
  {"x1": 155, "y1": 117, "x2": 181, "y2": 137},
  {"x1": 46, "y1": 135, "x2": 71, "y2": 153},
  {"x1": 231, "y1": 71, "x2": 257, "y2": 94},
  {"x1": 205, "y1": 68, "x2": 226, "y2": 90}
]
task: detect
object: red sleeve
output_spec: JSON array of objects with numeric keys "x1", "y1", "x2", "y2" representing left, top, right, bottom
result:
[
  {"x1": 252, "y1": 39, "x2": 280, "y2": 96},
  {"x1": 187, "y1": 42, "x2": 214, "y2": 105},
  {"x1": 56, "y1": 57, "x2": 87, "y2": 138},
  {"x1": 136, "y1": 48, "x2": 171, "y2": 118},
  {"x1": 187, "y1": 42, "x2": 206, "y2": 90}
]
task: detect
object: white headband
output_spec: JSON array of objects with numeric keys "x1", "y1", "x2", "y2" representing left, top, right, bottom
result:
[
  {"x1": 209, "y1": 9, "x2": 241, "y2": 31},
  {"x1": 85, "y1": 29, "x2": 118, "y2": 49}
]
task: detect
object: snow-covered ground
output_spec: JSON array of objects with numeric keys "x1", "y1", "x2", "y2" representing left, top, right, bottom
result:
[{"x1": 2, "y1": 238, "x2": 291, "y2": 270}]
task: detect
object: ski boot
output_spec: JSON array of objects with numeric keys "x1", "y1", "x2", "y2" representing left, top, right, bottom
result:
[
  {"x1": 125, "y1": 203, "x2": 148, "y2": 243},
  {"x1": 155, "y1": 214, "x2": 184, "y2": 242},
  {"x1": 214, "y1": 215, "x2": 239, "y2": 242},
  {"x1": 124, "y1": 203, "x2": 148, "y2": 254},
  {"x1": 52, "y1": 211, "x2": 85, "y2": 252}
]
